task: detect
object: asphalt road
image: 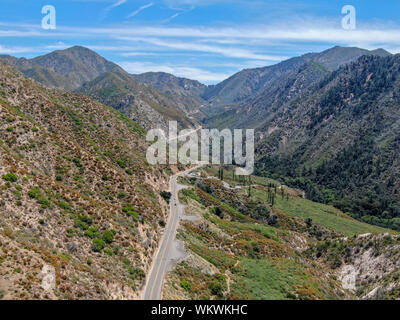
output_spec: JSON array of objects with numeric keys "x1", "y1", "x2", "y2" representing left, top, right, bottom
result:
[{"x1": 143, "y1": 165, "x2": 202, "y2": 300}]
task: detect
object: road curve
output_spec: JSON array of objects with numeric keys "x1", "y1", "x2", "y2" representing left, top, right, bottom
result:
[{"x1": 143, "y1": 165, "x2": 203, "y2": 300}]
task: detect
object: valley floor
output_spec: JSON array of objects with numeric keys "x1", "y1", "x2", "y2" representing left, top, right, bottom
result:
[{"x1": 161, "y1": 166, "x2": 400, "y2": 300}]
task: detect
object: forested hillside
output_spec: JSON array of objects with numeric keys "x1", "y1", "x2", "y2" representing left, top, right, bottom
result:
[{"x1": 256, "y1": 54, "x2": 400, "y2": 230}]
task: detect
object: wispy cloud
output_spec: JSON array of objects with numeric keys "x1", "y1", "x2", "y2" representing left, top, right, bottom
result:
[
  {"x1": 108, "y1": 0, "x2": 127, "y2": 9},
  {"x1": 118, "y1": 61, "x2": 230, "y2": 82},
  {"x1": 103, "y1": 0, "x2": 127, "y2": 18},
  {"x1": 118, "y1": 36, "x2": 288, "y2": 61},
  {"x1": 161, "y1": 12, "x2": 181, "y2": 24},
  {"x1": 127, "y1": 2, "x2": 154, "y2": 18},
  {"x1": 0, "y1": 45, "x2": 38, "y2": 54}
]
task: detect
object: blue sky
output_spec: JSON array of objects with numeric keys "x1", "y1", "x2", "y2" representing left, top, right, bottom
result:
[{"x1": 0, "y1": 0, "x2": 399, "y2": 84}]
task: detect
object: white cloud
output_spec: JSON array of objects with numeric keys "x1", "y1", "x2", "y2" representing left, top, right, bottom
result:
[
  {"x1": 0, "y1": 45, "x2": 39, "y2": 54},
  {"x1": 127, "y1": 2, "x2": 154, "y2": 18},
  {"x1": 118, "y1": 36, "x2": 287, "y2": 61},
  {"x1": 120, "y1": 51, "x2": 156, "y2": 56},
  {"x1": 108, "y1": 0, "x2": 126, "y2": 9},
  {"x1": 102, "y1": 0, "x2": 127, "y2": 18},
  {"x1": 3, "y1": 21, "x2": 400, "y2": 50},
  {"x1": 118, "y1": 61, "x2": 230, "y2": 82},
  {"x1": 161, "y1": 13, "x2": 181, "y2": 24}
]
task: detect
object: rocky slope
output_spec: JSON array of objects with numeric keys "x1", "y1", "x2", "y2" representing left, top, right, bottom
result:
[
  {"x1": 132, "y1": 71, "x2": 208, "y2": 118},
  {"x1": 78, "y1": 69, "x2": 198, "y2": 132},
  {"x1": 0, "y1": 62, "x2": 173, "y2": 300}
]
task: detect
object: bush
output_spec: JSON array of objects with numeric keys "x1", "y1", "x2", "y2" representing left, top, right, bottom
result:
[
  {"x1": 28, "y1": 187, "x2": 51, "y2": 208},
  {"x1": 215, "y1": 207, "x2": 223, "y2": 218},
  {"x1": 59, "y1": 201, "x2": 70, "y2": 210},
  {"x1": 127, "y1": 266, "x2": 145, "y2": 280},
  {"x1": 74, "y1": 215, "x2": 92, "y2": 230},
  {"x1": 28, "y1": 187, "x2": 41, "y2": 199},
  {"x1": 92, "y1": 238, "x2": 106, "y2": 252},
  {"x1": 104, "y1": 248, "x2": 114, "y2": 256},
  {"x1": 72, "y1": 158, "x2": 82, "y2": 167},
  {"x1": 180, "y1": 280, "x2": 192, "y2": 291},
  {"x1": 160, "y1": 191, "x2": 172, "y2": 203},
  {"x1": 2, "y1": 173, "x2": 18, "y2": 183},
  {"x1": 117, "y1": 160, "x2": 126, "y2": 168},
  {"x1": 209, "y1": 281, "x2": 224, "y2": 297},
  {"x1": 84, "y1": 227, "x2": 100, "y2": 239},
  {"x1": 122, "y1": 204, "x2": 139, "y2": 221},
  {"x1": 102, "y1": 230, "x2": 116, "y2": 244},
  {"x1": 118, "y1": 191, "x2": 126, "y2": 199}
]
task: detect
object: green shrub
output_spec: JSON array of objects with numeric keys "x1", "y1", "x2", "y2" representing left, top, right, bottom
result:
[
  {"x1": 118, "y1": 191, "x2": 126, "y2": 199},
  {"x1": 84, "y1": 227, "x2": 100, "y2": 239},
  {"x1": 180, "y1": 280, "x2": 192, "y2": 291},
  {"x1": 127, "y1": 266, "x2": 145, "y2": 280},
  {"x1": 117, "y1": 160, "x2": 126, "y2": 168},
  {"x1": 182, "y1": 189, "x2": 201, "y2": 203},
  {"x1": 209, "y1": 281, "x2": 224, "y2": 297},
  {"x1": 72, "y1": 158, "x2": 82, "y2": 167},
  {"x1": 122, "y1": 204, "x2": 139, "y2": 221},
  {"x1": 2, "y1": 173, "x2": 18, "y2": 183},
  {"x1": 59, "y1": 201, "x2": 70, "y2": 210},
  {"x1": 102, "y1": 230, "x2": 116, "y2": 244},
  {"x1": 92, "y1": 238, "x2": 106, "y2": 252},
  {"x1": 104, "y1": 248, "x2": 114, "y2": 256},
  {"x1": 28, "y1": 187, "x2": 51, "y2": 208},
  {"x1": 66, "y1": 228, "x2": 75, "y2": 238},
  {"x1": 74, "y1": 215, "x2": 92, "y2": 230},
  {"x1": 160, "y1": 191, "x2": 172, "y2": 203},
  {"x1": 28, "y1": 187, "x2": 40, "y2": 199}
]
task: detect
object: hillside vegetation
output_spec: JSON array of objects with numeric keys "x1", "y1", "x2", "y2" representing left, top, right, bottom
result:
[
  {"x1": 0, "y1": 62, "x2": 172, "y2": 299},
  {"x1": 163, "y1": 165, "x2": 400, "y2": 300},
  {"x1": 256, "y1": 54, "x2": 400, "y2": 230}
]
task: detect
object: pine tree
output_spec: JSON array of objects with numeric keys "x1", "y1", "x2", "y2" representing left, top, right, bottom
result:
[{"x1": 271, "y1": 193, "x2": 275, "y2": 207}]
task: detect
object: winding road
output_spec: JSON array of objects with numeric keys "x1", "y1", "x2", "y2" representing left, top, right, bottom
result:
[{"x1": 143, "y1": 165, "x2": 203, "y2": 300}]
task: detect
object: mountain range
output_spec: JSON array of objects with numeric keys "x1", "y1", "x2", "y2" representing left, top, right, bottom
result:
[
  {"x1": 1, "y1": 45, "x2": 399, "y2": 231},
  {"x1": 1, "y1": 43, "x2": 400, "y2": 300},
  {"x1": 0, "y1": 46, "x2": 198, "y2": 132}
]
